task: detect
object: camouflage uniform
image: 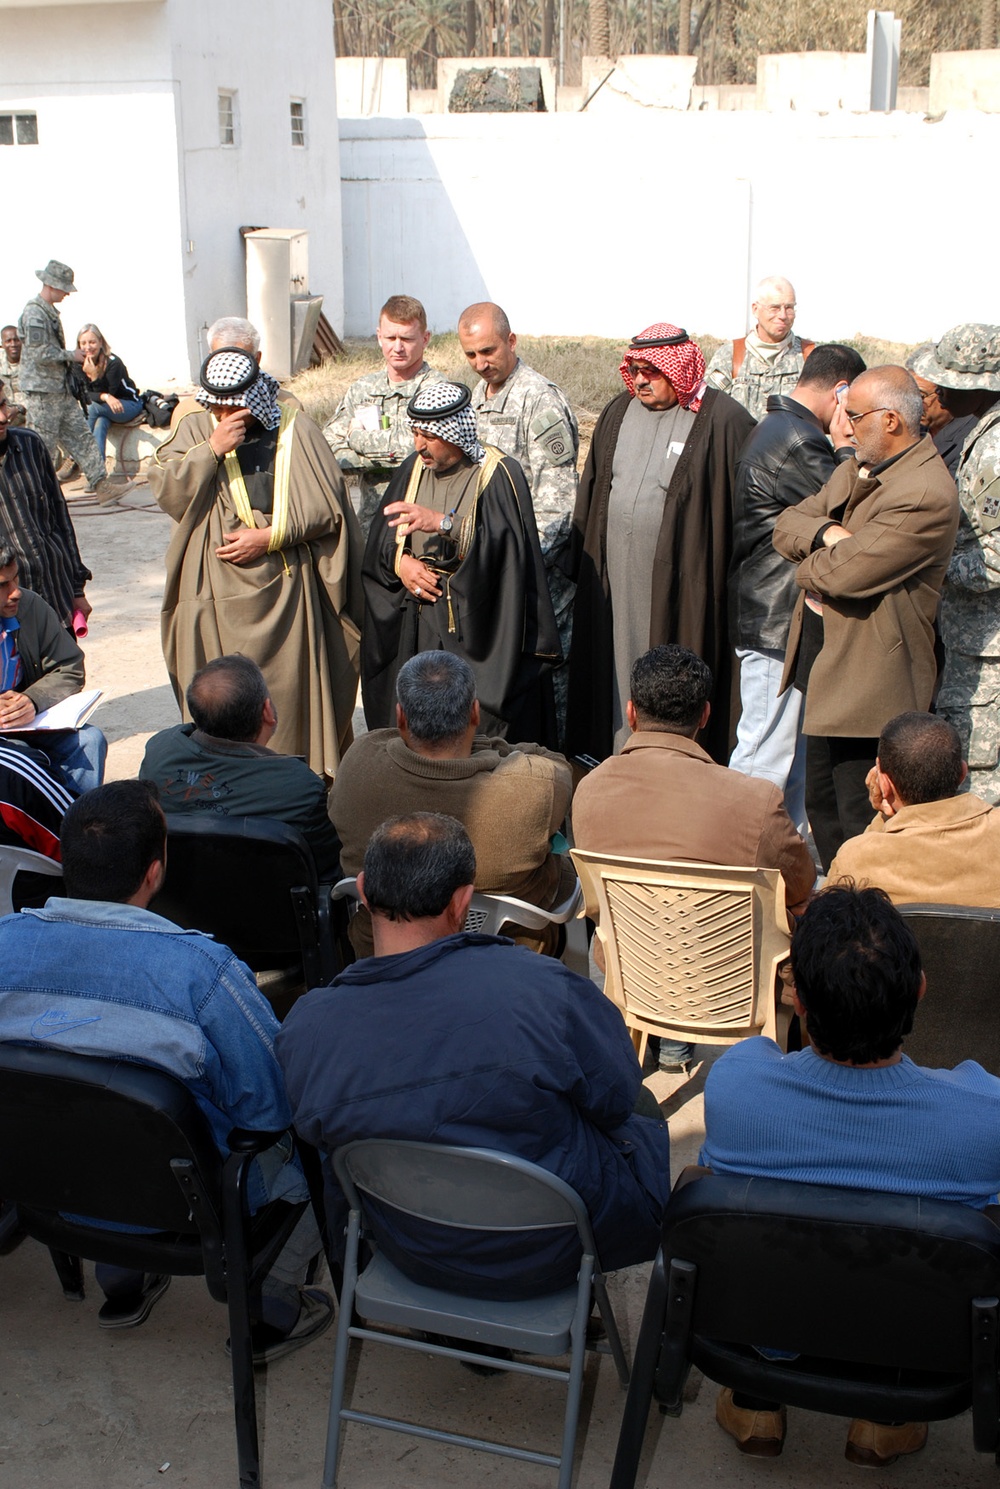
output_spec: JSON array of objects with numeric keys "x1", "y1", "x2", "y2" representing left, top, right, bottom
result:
[
  {"x1": 471, "y1": 359, "x2": 579, "y2": 736},
  {"x1": 18, "y1": 295, "x2": 105, "y2": 487},
  {"x1": 0, "y1": 349, "x2": 26, "y2": 426},
  {"x1": 705, "y1": 334, "x2": 808, "y2": 423},
  {"x1": 323, "y1": 362, "x2": 444, "y2": 538}
]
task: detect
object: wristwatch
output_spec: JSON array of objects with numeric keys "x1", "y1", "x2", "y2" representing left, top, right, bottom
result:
[{"x1": 438, "y1": 514, "x2": 454, "y2": 535}]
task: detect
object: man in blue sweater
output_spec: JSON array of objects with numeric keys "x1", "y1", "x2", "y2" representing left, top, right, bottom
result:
[{"x1": 701, "y1": 885, "x2": 1000, "y2": 1466}]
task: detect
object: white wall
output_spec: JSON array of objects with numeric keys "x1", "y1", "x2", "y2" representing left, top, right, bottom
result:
[{"x1": 339, "y1": 109, "x2": 1000, "y2": 345}]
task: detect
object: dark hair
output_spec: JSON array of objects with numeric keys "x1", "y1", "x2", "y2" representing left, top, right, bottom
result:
[
  {"x1": 791, "y1": 886, "x2": 923, "y2": 1064},
  {"x1": 629, "y1": 644, "x2": 712, "y2": 731},
  {"x1": 0, "y1": 549, "x2": 16, "y2": 570},
  {"x1": 187, "y1": 655, "x2": 268, "y2": 742},
  {"x1": 396, "y1": 651, "x2": 476, "y2": 744},
  {"x1": 797, "y1": 343, "x2": 866, "y2": 389},
  {"x1": 362, "y1": 813, "x2": 476, "y2": 922},
  {"x1": 380, "y1": 295, "x2": 427, "y2": 333},
  {"x1": 60, "y1": 780, "x2": 166, "y2": 903},
  {"x1": 877, "y1": 711, "x2": 964, "y2": 804}
]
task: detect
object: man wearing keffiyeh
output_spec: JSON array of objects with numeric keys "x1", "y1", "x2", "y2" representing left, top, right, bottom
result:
[
  {"x1": 565, "y1": 321, "x2": 754, "y2": 768},
  {"x1": 149, "y1": 340, "x2": 363, "y2": 781},
  {"x1": 360, "y1": 380, "x2": 561, "y2": 746}
]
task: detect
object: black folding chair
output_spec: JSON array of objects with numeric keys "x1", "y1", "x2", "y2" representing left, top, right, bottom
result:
[
  {"x1": 151, "y1": 813, "x2": 347, "y2": 994},
  {"x1": 610, "y1": 1171, "x2": 1000, "y2": 1488},
  {"x1": 0, "y1": 1042, "x2": 321, "y2": 1489},
  {"x1": 898, "y1": 903, "x2": 1000, "y2": 1074}
]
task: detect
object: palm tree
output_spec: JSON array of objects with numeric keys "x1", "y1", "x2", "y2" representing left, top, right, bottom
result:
[
  {"x1": 397, "y1": 0, "x2": 466, "y2": 85},
  {"x1": 589, "y1": 0, "x2": 611, "y2": 56}
]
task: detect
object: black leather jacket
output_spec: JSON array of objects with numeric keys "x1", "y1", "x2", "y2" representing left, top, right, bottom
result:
[{"x1": 729, "y1": 394, "x2": 850, "y2": 651}]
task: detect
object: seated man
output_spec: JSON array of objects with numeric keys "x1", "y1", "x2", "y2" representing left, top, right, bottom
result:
[
  {"x1": 0, "y1": 780, "x2": 332, "y2": 1359},
  {"x1": 0, "y1": 551, "x2": 105, "y2": 795},
  {"x1": 140, "y1": 654, "x2": 341, "y2": 880},
  {"x1": 572, "y1": 644, "x2": 816, "y2": 1071},
  {"x1": 331, "y1": 649, "x2": 574, "y2": 958},
  {"x1": 276, "y1": 812, "x2": 673, "y2": 1297},
  {"x1": 701, "y1": 885, "x2": 1000, "y2": 1466},
  {"x1": 828, "y1": 711, "x2": 1000, "y2": 907}
]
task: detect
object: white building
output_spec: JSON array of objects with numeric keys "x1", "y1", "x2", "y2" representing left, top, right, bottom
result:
[{"x1": 0, "y1": 0, "x2": 343, "y2": 386}]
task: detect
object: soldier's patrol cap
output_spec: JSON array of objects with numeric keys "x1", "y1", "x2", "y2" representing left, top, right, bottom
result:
[
  {"x1": 35, "y1": 260, "x2": 77, "y2": 294},
  {"x1": 910, "y1": 324, "x2": 1000, "y2": 393}
]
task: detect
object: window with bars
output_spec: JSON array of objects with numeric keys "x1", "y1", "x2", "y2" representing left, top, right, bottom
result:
[
  {"x1": 218, "y1": 90, "x2": 237, "y2": 147},
  {"x1": 0, "y1": 113, "x2": 39, "y2": 146},
  {"x1": 290, "y1": 99, "x2": 306, "y2": 147}
]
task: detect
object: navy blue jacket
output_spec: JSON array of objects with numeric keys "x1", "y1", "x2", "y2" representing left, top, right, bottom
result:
[{"x1": 277, "y1": 932, "x2": 672, "y2": 1297}]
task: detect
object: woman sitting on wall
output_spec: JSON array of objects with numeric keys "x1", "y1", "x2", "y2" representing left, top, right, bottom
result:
[{"x1": 76, "y1": 323, "x2": 145, "y2": 471}]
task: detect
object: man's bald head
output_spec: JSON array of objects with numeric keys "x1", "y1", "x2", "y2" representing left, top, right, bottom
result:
[
  {"x1": 458, "y1": 301, "x2": 511, "y2": 340},
  {"x1": 457, "y1": 302, "x2": 517, "y2": 392},
  {"x1": 186, "y1": 654, "x2": 270, "y2": 742}
]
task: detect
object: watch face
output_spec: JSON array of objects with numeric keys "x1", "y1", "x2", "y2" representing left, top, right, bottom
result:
[{"x1": 439, "y1": 515, "x2": 454, "y2": 534}]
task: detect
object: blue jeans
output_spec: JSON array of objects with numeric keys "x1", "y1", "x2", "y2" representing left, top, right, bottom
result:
[
  {"x1": 86, "y1": 397, "x2": 145, "y2": 464},
  {"x1": 36, "y1": 725, "x2": 107, "y2": 796},
  {"x1": 730, "y1": 647, "x2": 807, "y2": 838}
]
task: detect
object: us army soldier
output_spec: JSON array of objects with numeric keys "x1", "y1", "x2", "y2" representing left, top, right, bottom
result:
[
  {"x1": 916, "y1": 325, "x2": 1000, "y2": 804},
  {"x1": 458, "y1": 301, "x2": 579, "y2": 736},
  {"x1": 18, "y1": 260, "x2": 126, "y2": 503},
  {"x1": 324, "y1": 294, "x2": 444, "y2": 539}
]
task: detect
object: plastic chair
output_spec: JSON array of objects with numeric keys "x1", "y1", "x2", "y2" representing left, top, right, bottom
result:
[
  {"x1": 0, "y1": 1042, "x2": 319, "y2": 1489},
  {"x1": 331, "y1": 875, "x2": 583, "y2": 938},
  {"x1": 570, "y1": 851, "x2": 791, "y2": 1059},
  {"x1": 898, "y1": 903, "x2": 1000, "y2": 1074},
  {"x1": 323, "y1": 1139, "x2": 629, "y2": 1489},
  {"x1": 0, "y1": 843, "x2": 62, "y2": 916},
  {"x1": 151, "y1": 814, "x2": 344, "y2": 991},
  {"x1": 610, "y1": 1171, "x2": 1000, "y2": 1488}
]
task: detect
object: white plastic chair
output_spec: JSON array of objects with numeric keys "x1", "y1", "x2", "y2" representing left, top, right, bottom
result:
[
  {"x1": 331, "y1": 875, "x2": 583, "y2": 939},
  {"x1": 0, "y1": 844, "x2": 62, "y2": 917}
]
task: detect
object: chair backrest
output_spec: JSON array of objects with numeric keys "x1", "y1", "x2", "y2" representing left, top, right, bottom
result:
[
  {"x1": 333, "y1": 877, "x2": 580, "y2": 938},
  {"x1": 151, "y1": 813, "x2": 324, "y2": 976},
  {"x1": 335, "y1": 1139, "x2": 596, "y2": 1252},
  {"x1": 662, "y1": 1173, "x2": 1000, "y2": 1376},
  {"x1": 0, "y1": 1042, "x2": 222, "y2": 1233},
  {"x1": 898, "y1": 904, "x2": 1000, "y2": 1075},
  {"x1": 570, "y1": 851, "x2": 790, "y2": 1044},
  {"x1": 0, "y1": 843, "x2": 62, "y2": 917}
]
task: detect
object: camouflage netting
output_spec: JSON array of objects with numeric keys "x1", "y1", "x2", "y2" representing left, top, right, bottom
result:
[{"x1": 449, "y1": 66, "x2": 546, "y2": 113}]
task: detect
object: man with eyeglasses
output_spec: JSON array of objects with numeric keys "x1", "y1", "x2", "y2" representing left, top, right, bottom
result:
[
  {"x1": 706, "y1": 275, "x2": 815, "y2": 422},
  {"x1": 772, "y1": 366, "x2": 959, "y2": 870}
]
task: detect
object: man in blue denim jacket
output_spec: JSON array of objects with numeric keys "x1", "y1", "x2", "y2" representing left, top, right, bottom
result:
[{"x1": 0, "y1": 779, "x2": 332, "y2": 1361}]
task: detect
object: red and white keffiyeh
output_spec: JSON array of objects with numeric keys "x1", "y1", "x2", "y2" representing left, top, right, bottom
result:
[{"x1": 619, "y1": 323, "x2": 707, "y2": 412}]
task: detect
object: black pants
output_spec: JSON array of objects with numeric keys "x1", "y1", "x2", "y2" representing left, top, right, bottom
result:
[{"x1": 805, "y1": 734, "x2": 879, "y2": 873}]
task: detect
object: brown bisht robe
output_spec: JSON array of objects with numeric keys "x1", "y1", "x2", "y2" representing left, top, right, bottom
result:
[
  {"x1": 565, "y1": 386, "x2": 753, "y2": 765},
  {"x1": 149, "y1": 408, "x2": 362, "y2": 780}
]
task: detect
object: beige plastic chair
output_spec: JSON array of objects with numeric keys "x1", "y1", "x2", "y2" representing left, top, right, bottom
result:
[{"x1": 570, "y1": 852, "x2": 791, "y2": 1060}]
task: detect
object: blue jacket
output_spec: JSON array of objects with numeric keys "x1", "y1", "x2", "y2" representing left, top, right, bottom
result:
[{"x1": 277, "y1": 932, "x2": 672, "y2": 1295}]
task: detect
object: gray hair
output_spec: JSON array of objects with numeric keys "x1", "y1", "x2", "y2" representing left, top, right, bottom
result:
[
  {"x1": 207, "y1": 316, "x2": 260, "y2": 354},
  {"x1": 753, "y1": 274, "x2": 796, "y2": 306},
  {"x1": 396, "y1": 651, "x2": 477, "y2": 744},
  {"x1": 860, "y1": 365, "x2": 923, "y2": 436}
]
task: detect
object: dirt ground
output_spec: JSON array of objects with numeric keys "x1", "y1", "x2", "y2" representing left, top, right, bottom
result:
[{"x1": 1, "y1": 481, "x2": 994, "y2": 1489}]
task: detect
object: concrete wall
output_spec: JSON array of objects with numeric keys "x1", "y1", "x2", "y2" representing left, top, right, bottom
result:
[
  {"x1": 339, "y1": 109, "x2": 1000, "y2": 345},
  {"x1": 756, "y1": 52, "x2": 870, "y2": 112},
  {"x1": 335, "y1": 57, "x2": 408, "y2": 117},
  {"x1": 930, "y1": 51, "x2": 1000, "y2": 112}
]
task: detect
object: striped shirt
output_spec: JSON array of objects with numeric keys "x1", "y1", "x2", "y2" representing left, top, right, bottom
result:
[
  {"x1": 0, "y1": 737, "x2": 74, "y2": 860},
  {"x1": 0, "y1": 428, "x2": 91, "y2": 625}
]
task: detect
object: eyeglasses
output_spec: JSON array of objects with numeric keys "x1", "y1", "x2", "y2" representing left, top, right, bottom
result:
[
  {"x1": 845, "y1": 407, "x2": 891, "y2": 426},
  {"x1": 759, "y1": 303, "x2": 796, "y2": 313}
]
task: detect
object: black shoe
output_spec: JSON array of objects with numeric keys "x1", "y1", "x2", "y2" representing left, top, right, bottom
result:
[
  {"x1": 98, "y1": 1273, "x2": 171, "y2": 1329},
  {"x1": 226, "y1": 1286, "x2": 335, "y2": 1365},
  {"x1": 424, "y1": 1332, "x2": 514, "y2": 1377}
]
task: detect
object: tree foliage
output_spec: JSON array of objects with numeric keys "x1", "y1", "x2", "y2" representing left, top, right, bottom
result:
[{"x1": 332, "y1": 0, "x2": 990, "y2": 87}]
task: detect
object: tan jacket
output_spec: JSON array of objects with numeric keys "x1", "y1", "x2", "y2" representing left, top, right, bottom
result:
[
  {"x1": 571, "y1": 730, "x2": 816, "y2": 916},
  {"x1": 828, "y1": 794, "x2": 1000, "y2": 907},
  {"x1": 774, "y1": 437, "x2": 958, "y2": 737}
]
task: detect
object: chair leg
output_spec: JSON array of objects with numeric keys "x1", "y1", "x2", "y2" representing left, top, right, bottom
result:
[
  {"x1": 592, "y1": 1272, "x2": 630, "y2": 1386},
  {"x1": 48, "y1": 1248, "x2": 85, "y2": 1301},
  {"x1": 557, "y1": 1262, "x2": 595, "y2": 1489},
  {"x1": 222, "y1": 1159, "x2": 262, "y2": 1489},
  {"x1": 609, "y1": 1249, "x2": 669, "y2": 1489},
  {"x1": 322, "y1": 1210, "x2": 362, "y2": 1489}
]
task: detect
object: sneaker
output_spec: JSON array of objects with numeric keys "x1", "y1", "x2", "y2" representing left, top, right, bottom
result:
[
  {"x1": 57, "y1": 459, "x2": 81, "y2": 483},
  {"x1": 845, "y1": 1418, "x2": 928, "y2": 1468},
  {"x1": 225, "y1": 1285, "x2": 335, "y2": 1366},
  {"x1": 716, "y1": 1386, "x2": 786, "y2": 1457},
  {"x1": 98, "y1": 1273, "x2": 172, "y2": 1330}
]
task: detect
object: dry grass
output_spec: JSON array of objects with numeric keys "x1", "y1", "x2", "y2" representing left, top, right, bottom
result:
[{"x1": 289, "y1": 330, "x2": 919, "y2": 463}]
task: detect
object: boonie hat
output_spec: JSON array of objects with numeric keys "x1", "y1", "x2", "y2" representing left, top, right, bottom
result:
[
  {"x1": 35, "y1": 260, "x2": 77, "y2": 294},
  {"x1": 910, "y1": 324, "x2": 1000, "y2": 393}
]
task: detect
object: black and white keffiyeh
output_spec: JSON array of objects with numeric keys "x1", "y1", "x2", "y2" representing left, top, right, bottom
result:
[
  {"x1": 407, "y1": 381, "x2": 485, "y2": 464},
  {"x1": 196, "y1": 347, "x2": 282, "y2": 431}
]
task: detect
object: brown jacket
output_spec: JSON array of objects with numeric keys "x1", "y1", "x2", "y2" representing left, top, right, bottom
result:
[
  {"x1": 828, "y1": 794, "x2": 1000, "y2": 907},
  {"x1": 773, "y1": 436, "x2": 958, "y2": 737},
  {"x1": 571, "y1": 730, "x2": 816, "y2": 916}
]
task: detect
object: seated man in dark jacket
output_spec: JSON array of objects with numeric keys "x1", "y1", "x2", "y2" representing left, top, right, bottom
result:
[
  {"x1": 729, "y1": 344, "x2": 865, "y2": 834},
  {"x1": 139, "y1": 654, "x2": 341, "y2": 879},
  {"x1": 276, "y1": 812, "x2": 672, "y2": 1298}
]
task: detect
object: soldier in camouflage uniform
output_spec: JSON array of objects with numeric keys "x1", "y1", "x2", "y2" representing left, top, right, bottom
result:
[
  {"x1": 0, "y1": 327, "x2": 26, "y2": 427},
  {"x1": 17, "y1": 260, "x2": 126, "y2": 504},
  {"x1": 323, "y1": 294, "x2": 444, "y2": 539},
  {"x1": 458, "y1": 302, "x2": 578, "y2": 738},
  {"x1": 913, "y1": 326, "x2": 1000, "y2": 803},
  {"x1": 705, "y1": 275, "x2": 813, "y2": 423}
]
